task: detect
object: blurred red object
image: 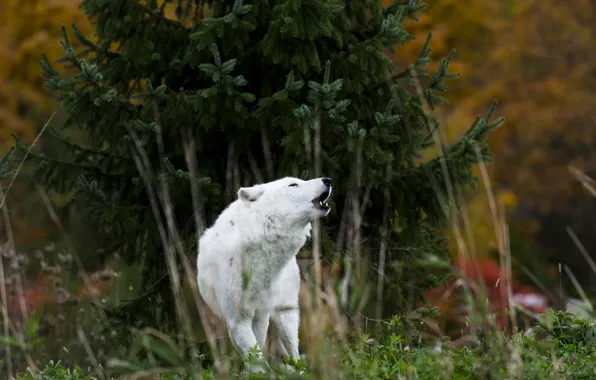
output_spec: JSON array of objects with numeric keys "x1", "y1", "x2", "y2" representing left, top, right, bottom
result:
[
  {"x1": 424, "y1": 258, "x2": 547, "y2": 334},
  {"x1": 2, "y1": 269, "x2": 114, "y2": 326}
]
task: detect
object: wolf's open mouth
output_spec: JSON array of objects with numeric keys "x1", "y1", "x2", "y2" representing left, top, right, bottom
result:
[{"x1": 312, "y1": 188, "x2": 331, "y2": 211}]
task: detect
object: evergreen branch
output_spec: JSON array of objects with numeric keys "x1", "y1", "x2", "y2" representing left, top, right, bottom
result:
[
  {"x1": 416, "y1": 33, "x2": 433, "y2": 69},
  {"x1": 376, "y1": 6, "x2": 411, "y2": 46},
  {"x1": 423, "y1": 48, "x2": 459, "y2": 110},
  {"x1": 420, "y1": 101, "x2": 504, "y2": 184},
  {"x1": 13, "y1": 137, "x2": 121, "y2": 178},
  {"x1": 48, "y1": 126, "x2": 128, "y2": 160},
  {"x1": 136, "y1": 2, "x2": 187, "y2": 29},
  {"x1": 384, "y1": 30, "x2": 431, "y2": 81},
  {"x1": 469, "y1": 100, "x2": 505, "y2": 138},
  {"x1": 77, "y1": 175, "x2": 110, "y2": 205},
  {"x1": 0, "y1": 147, "x2": 15, "y2": 184},
  {"x1": 70, "y1": 23, "x2": 123, "y2": 60},
  {"x1": 389, "y1": 33, "x2": 432, "y2": 86},
  {"x1": 385, "y1": 0, "x2": 428, "y2": 20},
  {"x1": 55, "y1": 25, "x2": 106, "y2": 91}
]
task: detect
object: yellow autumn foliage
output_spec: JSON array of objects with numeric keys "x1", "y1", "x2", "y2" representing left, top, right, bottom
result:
[
  {"x1": 384, "y1": 0, "x2": 596, "y2": 260},
  {"x1": 0, "y1": 0, "x2": 92, "y2": 246},
  {"x1": 0, "y1": 0, "x2": 91, "y2": 153}
]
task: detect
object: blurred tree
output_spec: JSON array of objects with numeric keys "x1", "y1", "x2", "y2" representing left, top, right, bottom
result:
[
  {"x1": 381, "y1": 0, "x2": 508, "y2": 257},
  {"x1": 484, "y1": 0, "x2": 596, "y2": 218},
  {"x1": 382, "y1": 0, "x2": 502, "y2": 99},
  {"x1": 0, "y1": 0, "x2": 91, "y2": 152},
  {"x1": 0, "y1": 0, "x2": 92, "y2": 247},
  {"x1": 382, "y1": 0, "x2": 596, "y2": 297},
  {"x1": 466, "y1": 1, "x2": 596, "y2": 296},
  {"x1": 14, "y1": 0, "x2": 502, "y2": 344}
]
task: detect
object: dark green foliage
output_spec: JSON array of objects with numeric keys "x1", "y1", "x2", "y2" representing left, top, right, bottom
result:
[
  {"x1": 534, "y1": 309, "x2": 596, "y2": 346},
  {"x1": 15, "y1": 0, "x2": 502, "y2": 337},
  {"x1": 0, "y1": 147, "x2": 14, "y2": 192}
]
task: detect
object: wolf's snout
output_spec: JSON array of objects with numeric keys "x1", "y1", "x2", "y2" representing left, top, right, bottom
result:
[{"x1": 322, "y1": 177, "x2": 332, "y2": 187}]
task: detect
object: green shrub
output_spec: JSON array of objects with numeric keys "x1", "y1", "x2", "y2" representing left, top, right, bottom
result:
[{"x1": 16, "y1": 361, "x2": 97, "y2": 380}]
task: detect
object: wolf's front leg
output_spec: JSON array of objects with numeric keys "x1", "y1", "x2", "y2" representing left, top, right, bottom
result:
[
  {"x1": 228, "y1": 318, "x2": 269, "y2": 373},
  {"x1": 252, "y1": 310, "x2": 271, "y2": 349},
  {"x1": 228, "y1": 319, "x2": 260, "y2": 356}
]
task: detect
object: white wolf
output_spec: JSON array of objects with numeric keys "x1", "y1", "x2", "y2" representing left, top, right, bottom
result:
[{"x1": 196, "y1": 176, "x2": 332, "y2": 370}]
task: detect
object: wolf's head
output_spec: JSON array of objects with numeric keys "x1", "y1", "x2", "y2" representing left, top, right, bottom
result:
[{"x1": 237, "y1": 176, "x2": 332, "y2": 224}]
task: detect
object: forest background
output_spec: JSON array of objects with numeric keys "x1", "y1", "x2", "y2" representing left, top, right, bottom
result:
[{"x1": 1, "y1": 0, "x2": 596, "y2": 375}]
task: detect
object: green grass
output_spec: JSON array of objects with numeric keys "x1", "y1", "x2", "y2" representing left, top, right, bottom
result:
[
  {"x1": 13, "y1": 309, "x2": 596, "y2": 379},
  {"x1": 16, "y1": 361, "x2": 97, "y2": 380}
]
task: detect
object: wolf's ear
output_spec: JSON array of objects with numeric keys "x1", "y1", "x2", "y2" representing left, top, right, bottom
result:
[{"x1": 238, "y1": 186, "x2": 264, "y2": 203}]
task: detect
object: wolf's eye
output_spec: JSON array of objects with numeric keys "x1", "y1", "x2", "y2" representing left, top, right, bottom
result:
[{"x1": 288, "y1": 183, "x2": 298, "y2": 187}]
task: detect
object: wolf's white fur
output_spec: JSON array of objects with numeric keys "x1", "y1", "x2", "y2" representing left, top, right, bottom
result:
[{"x1": 196, "y1": 176, "x2": 332, "y2": 370}]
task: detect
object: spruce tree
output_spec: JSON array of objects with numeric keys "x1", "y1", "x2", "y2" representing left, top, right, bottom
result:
[{"x1": 15, "y1": 0, "x2": 502, "y2": 337}]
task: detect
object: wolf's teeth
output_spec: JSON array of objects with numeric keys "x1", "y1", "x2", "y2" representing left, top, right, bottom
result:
[{"x1": 319, "y1": 201, "x2": 323, "y2": 206}]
